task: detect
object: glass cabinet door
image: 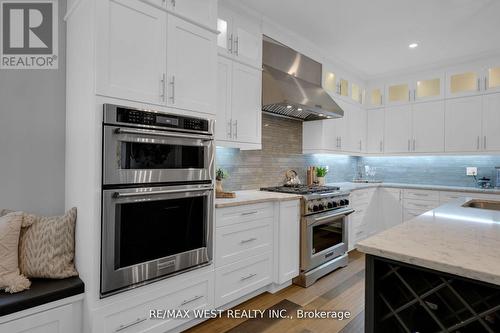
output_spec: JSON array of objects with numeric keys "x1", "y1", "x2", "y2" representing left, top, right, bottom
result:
[
  {"x1": 487, "y1": 66, "x2": 500, "y2": 92},
  {"x1": 387, "y1": 83, "x2": 409, "y2": 104},
  {"x1": 339, "y1": 78, "x2": 349, "y2": 97},
  {"x1": 447, "y1": 70, "x2": 480, "y2": 97},
  {"x1": 368, "y1": 88, "x2": 383, "y2": 107},
  {"x1": 323, "y1": 72, "x2": 337, "y2": 94},
  {"x1": 351, "y1": 83, "x2": 361, "y2": 103},
  {"x1": 416, "y1": 78, "x2": 441, "y2": 101}
]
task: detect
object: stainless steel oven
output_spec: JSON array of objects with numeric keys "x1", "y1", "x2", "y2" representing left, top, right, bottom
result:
[
  {"x1": 101, "y1": 183, "x2": 213, "y2": 296},
  {"x1": 103, "y1": 104, "x2": 214, "y2": 186},
  {"x1": 301, "y1": 207, "x2": 353, "y2": 272}
]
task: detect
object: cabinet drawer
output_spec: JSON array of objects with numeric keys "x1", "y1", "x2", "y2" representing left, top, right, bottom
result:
[
  {"x1": 103, "y1": 275, "x2": 212, "y2": 333},
  {"x1": 215, "y1": 217, "x2": 272, "y2": 267},
  {"x1": 404, "y1": 189, "x2": 439, "y2": 201},
  {"x1": 216, "y1": 202, "x2": 274, "y2": 228},
  {"x1": 439, "y1": 191, "x2": 467, "y2": 204},
  {"x1": 1, "y1": 304, "x2": 76, "y2": 333},
  {"x1": 215, "y1": 253, "x2": 272, "y2": 307},
  {"x1": 404, "y1": 199, "x2": 439, "y2": 212}
]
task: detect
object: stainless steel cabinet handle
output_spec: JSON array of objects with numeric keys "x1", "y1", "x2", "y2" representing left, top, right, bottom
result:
[
  {"x1": 114, "y1": 127, "x2": 212, "y2": 141},
  {"x1": 228, "y1": 34, "x2": 233, "y2": 53},
  {"x1": 408, "y1": 91, "x2": 411, "y2": 101},
  {"x1": 233, "y1": 120, "x2": 238, "y2": 139},
  {"x1": 169, "y1": 75, "x2": 176, "y2": 104},
  {"x1": 171, "y1": 0, "x2": 176, "y2": 8},
  {"x1": 359, "y1": 140, "x2": 362, "y2": 151},
  {"x1": 336, "y1": 136, "x2": 340, "y2": 149},
  {"x1": 113, "y1": 186, "x2": 213, "y2": 198},
  {"x1": 241, "y1": 211, "x2": 258, "y2": 216},
  {"x1": 413, "y1": 193, "x2": 429, "y2": 197},
  {"x1": 413, "y1": 89, "x2": 416, "y2": 101},
  {"x1": 227, "y1": 119, "x2": 233, "y2": 139},
  {"x1": 160, "y1": 73, "x2": 166, "y2": 102},
  {"x1": 240, "y1": 273, "x2": 257, "y2": 281},
  {"x1": 339, "y1": 137, "x2": 342, "y2": 149},
  {"x1": 240, "y1": 237, "x2": 257, "y2": 244},
  {"x1": 234, "y1": 36, "x2": 239, "y2": 55},
  {"x1": 380, "y1": 141, "x2": 383, "y2": 152},
  {"x1": 484, "y1": 135, "x2": 487, "y2": 150},
  {"x1": 485, "y1": 77, "x2": 488, "y2": 90},
  {"x1": 115, "y1": 317, "x2": 147, "y2": 332},
  {"x1": 181, "y1": 295, "x2": 203, "y2": 306},
  {"x1": 477, "y1": 136, "x2": 480, "y2": 150},
  {"x1": 477, "y1": 78, "x2": 481, "y2": 91},
  {"x1": 413, "y1": 138, "x2": 416, "y2": 151},
  {"x1": 412, "y1": 203, "x2": 430, "y2": 208},
  {"x1": 380, "y1": 95, "x2": 383, "y2": 105}
]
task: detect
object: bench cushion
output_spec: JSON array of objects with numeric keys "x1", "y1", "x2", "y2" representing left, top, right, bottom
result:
[{"x1": 0, "y1": 276, "x2": 84, "y2": 316}]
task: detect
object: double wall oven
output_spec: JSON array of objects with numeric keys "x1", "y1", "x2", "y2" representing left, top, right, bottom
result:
[{"x1": 101, "y1": 104, "x2": 215, "y2": 296}]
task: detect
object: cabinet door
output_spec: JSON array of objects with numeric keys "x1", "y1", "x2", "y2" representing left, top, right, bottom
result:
[
  {"x1": 334, "y1": 100, "x2": 350, "y2": 151},
  {"x1": 216, "y1": 7, "x2": 234, "y2": 55},
  {"x1": 414, "y1": 74, "x2": 444, "y2": 102},
  {"x1": 96, "y1": 0, "x2": 167, "y2": 104},
  {"x1": 347, "y1": 106, "x2": 366, "y2": 152},
  {"x1": 231, "y1": 63, "x2": 261, "y2": 144},
  {"x1": 445, "y1": 96, "x2": 482, "y2": 152},
  {"x1": 233, "y1": 13, "x2": 262, "y2": 68},
  {"x1": 482, "y1": 93, "x2": 500, "y2": 151},
  {"x1": 386, "y1": 82, "x2": 410, "y2": 105},
  {"x1": 167, "y1": 16, "x2": 217, "y2": 114},
  {"x1": 366, "y1": 108, "x2": 385, "y2": 153},
  {"x1": 486, "y1": 65, "x2": 500, "y2": 93},
  {"x1": 215, "y1": 57, "x2": 232, "y2": 142},
  {"x1": 384, "y1": 105, "x2": 412, "y2": 153},
  {"x1": 380, "y1": 188, "x2": 403, "y2": 230},
  {"x1": 167, "y1": 0, "x2": 217, "y2": 28},
  {"x1": 367, "y1": 87, "x2": 384, "y2": 108},
  {"x1": 412, "y1": 100, "x2": 445, "y2": 153},
  {"x1": 446, "y1": 68, "x2": 481, "y2": 98},
  {"x1": 276, "y1": 200, "x2": 300, "y2": 284}
]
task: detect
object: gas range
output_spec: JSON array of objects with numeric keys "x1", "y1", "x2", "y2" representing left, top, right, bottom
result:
[{"x1": 260, "y1": 185, "x2": 350, "y2": 216}]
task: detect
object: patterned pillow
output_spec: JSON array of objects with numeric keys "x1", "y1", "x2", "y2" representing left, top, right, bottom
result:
[
  {"x1": 0, "y1": 212, "x2": 31, "y2": 293},
  {"x1": 19, "y1": 208, "x2": 78, "y2": 279}
]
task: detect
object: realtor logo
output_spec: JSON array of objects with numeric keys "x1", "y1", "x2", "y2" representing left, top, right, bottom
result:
[{"x1": 1, "y1": 0, "x2": 58, "y2": 69}]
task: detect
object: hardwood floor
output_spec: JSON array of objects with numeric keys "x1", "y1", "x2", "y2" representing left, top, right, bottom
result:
[{"x1": 186, "y1": 251, "x2": 365, "y2": 333}]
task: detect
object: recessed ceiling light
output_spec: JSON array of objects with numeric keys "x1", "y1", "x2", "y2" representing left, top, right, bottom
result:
[
  {"x1": 409, "y1": 43, "x2": 419, "y2": 49},
  {"x1": 286, "y1": 105, "x2": 292, "y2": 109},
  {"x1": 297, "y1": 108, "x2": 303, "y2": 111},
  {"x1": 318, "y1": 113, "x2": 324, "y2": 117}
]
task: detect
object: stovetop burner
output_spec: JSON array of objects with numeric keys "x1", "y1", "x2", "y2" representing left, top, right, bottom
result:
[{"x1": 260, "y1": 185, "x2": 341, "y2": 195}]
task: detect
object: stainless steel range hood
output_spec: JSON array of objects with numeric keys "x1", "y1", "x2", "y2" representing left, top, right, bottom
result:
[{"x1": 262, "y1": 36, "x2": 344, "y2": 121}]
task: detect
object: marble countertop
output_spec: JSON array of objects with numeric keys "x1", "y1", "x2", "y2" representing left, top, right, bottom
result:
[
  {"x1": 215, "y1": 190, "x2": 302, "y2": 208},
  {"x1": 328, "y1": 182, "x2": 500, "y2": 194},
  {"x1": 357, "y1": 197, "x2": 500, "y2": 285}
]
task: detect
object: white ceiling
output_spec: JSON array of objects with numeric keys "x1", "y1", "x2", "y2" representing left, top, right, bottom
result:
[{"x1": 232, "y1": 0, "x2": 500, "y2": 78}]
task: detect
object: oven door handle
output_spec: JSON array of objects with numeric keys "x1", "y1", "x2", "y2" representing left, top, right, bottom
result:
[
  {"x1": 113, "y1": 186, "x2": 213, "y2": 199},
  {"x1": 114, "y1": 127, "x2": 213, "y2": 141},
  {"x1": 308, "y1": 208, "x2": 354, "y2": 227}
]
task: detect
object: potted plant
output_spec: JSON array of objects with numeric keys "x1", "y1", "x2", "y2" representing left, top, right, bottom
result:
[
  {"x1": 316, "y1": 166, "x2": 328, "y2": 186},
  {"x1": 216, "y1": 168, "x2": 228, "y2": 193}
]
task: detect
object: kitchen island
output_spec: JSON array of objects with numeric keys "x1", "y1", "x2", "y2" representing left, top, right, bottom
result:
[{"x1": 357, "y1": 197, "x2": 500, "y2": 332}]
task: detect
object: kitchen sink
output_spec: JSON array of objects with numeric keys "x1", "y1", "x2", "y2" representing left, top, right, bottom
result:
[{"x1": 462, "y1": 199, "x2": 500, "y2": 211}]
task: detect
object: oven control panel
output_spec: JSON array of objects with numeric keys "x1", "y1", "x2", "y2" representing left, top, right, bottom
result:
[
  {"x1": 114, "y1": 107, "x2": 209, "y2": 132},
  {"x1": 304, "y1": 196, "x2": 350, "y2": 215}
]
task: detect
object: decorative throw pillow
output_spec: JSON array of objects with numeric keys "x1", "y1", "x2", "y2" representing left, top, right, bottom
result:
[
  {"x1": 19, "y1": 208, "x2": 78, "y2": 279},
  {"x1": 0, "y1": 212, "x2": 31, "y2": 293}
]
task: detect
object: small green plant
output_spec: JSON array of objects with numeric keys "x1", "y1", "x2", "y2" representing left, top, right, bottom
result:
[
  {"x1": 216, "y1": 168, "x2": 228, "y2": 181},
  {"x1": 316, "y1": 166, "x2": 328, "y2": 177}
]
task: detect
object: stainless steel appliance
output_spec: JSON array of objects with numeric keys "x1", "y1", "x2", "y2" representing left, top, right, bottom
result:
[
  {"x1": 103, "y1": 104, "x2": 214, "y2": 186},
  {"x1": 261, "y1": 185, "x2": 353, "y2": 287},
  {"x1": 101, "y1": 104, "x2": 215, "y2": 297},
  {"x1": 261, "y1": 36, "x2": 344, "y2": 121}
]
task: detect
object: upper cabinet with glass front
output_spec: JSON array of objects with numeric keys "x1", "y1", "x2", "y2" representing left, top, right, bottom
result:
[
  {"x1": 385, "y1": 81, "x2": 411, "y2": 105},
  {"x1": 366, "y1": 85, "x2": 384, "y2": 109},
  {"x1": 446, "y1": 67, "x2": 481, "y2": 98},
  {"x1": 486, "y1": 65, "x2": 500, "y2": 93},
  {"x1": 414, "y1": 72, "x2": 444, "y2": 102},
  {"x1": 217, "y1": 6, "x2": 262, "y2": 69}
]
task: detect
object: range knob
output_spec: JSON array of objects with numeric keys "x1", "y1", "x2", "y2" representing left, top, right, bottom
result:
[
  {"x1": 327, "y1": 202, "x2": 333, "y2": 209},
  {"x1": 344, "y1": 199, "x2": 350, "y2": 206},
  {"x1": 313, "y1": 205, "x2": 319, "y2": 212},
  {"x1": 308, "y1": 203, "x2": 315, "y2": 212},
  {"x1": 318, "y1": 204, "x2": 324, "y2": 211},
  {"x1": 332, "y1": 201, "x2": 338, "y2": 208},
  {"x1": 339, "y1": 199, "x2": 346, "y2": 206}
]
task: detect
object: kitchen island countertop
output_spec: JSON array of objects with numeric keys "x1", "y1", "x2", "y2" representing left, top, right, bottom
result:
[{"x1": 357, "y1": 197, "x2": 500, "y2": 285}]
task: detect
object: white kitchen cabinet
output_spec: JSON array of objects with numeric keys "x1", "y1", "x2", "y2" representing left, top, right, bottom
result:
[
  {"x1": 96, "y1": 0, "x2": 167, "y2": 105},
  {"x1": 348, "y1": 188, "x2": 378, "y2": 250},
  {"x1": 386, "y1": 81, "x2": 411, "y2": 105},
  {"x1": 215, "y1": 58, "x2": 261, "y2": 148},
  {"x1": 366, "y1": 108, "x2": 385, "y2": 153},
  {"x1": 411, "y1": 100, "x2": 445, "y2": 153},
  {"x1": 167, "y1": 15, "x2": 216, "y2": 114},
  {"x1": 446, "y1": 67, "x2": 482, "y2": 98},
  {"x1": 274, "y1": 200, "x2": 300, "y2": 284},
  {"x1": 366, "y1": 85, "x2": 384, "y2": 109},
  {"x1": 346, "y1": 104, "x2": 367, "y2": 152},
  {"x1": 403, "y1": 189, "x2": 439, "y2": 222},
  {"x1": 384, "y1": 105, "x2": 412, "y2": 153},
  {"x1": 482, "y1": 92, "x2": 500, "y2": 151},
  {"x1": 414, "y1": 73, "x2": 444, "y2": 102},
  {"x1": 379, "y1": 188, "x2": 403, "y2": 229},
  {"x1": 486, "y1": 65, "x2": 500, "y2": 93},
  {"x1": 445, "y1": 96, "x2": 483, "y2": 152},
  {"x1": 217, "y1": 6, "x2": 261, "y2": 69},
  {"x1": 149, "y1": 0, "x2": 216, "y2": 28}
]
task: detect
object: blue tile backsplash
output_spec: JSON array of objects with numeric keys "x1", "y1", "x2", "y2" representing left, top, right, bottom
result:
[{"x1": 359, "y1": 155, "x2": 500, "y2": 188}]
